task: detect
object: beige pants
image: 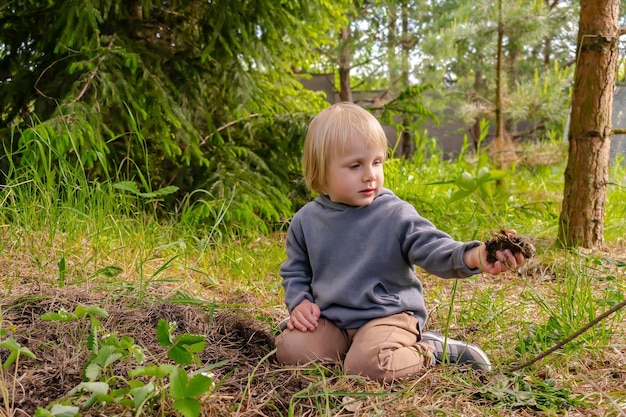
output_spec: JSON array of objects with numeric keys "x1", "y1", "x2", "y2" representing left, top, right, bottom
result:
[{"x1": 275, "y1": 312, "x2": 434, "y2": 383}]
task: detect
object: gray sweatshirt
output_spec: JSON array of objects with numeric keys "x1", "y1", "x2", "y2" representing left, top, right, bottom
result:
[{"x1": 280, "y1": 188, "x2": 481, "y2": 331}]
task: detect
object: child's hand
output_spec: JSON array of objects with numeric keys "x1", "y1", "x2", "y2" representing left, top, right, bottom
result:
[
  {"x1": 287, "y1": 299, "x2": 321, "y2": 332},
  {"x1": 464, "y1": 244, "x2": 526, "y2": 274}
]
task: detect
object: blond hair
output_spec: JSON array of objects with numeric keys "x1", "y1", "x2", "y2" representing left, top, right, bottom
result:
[{"x1": 302, "y1": 102, "x2": 388, "y2": 194}]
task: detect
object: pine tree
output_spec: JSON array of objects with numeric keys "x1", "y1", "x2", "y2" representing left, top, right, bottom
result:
[{"x1": 558, "y1": 0, "x2": 620, "y2": 247}]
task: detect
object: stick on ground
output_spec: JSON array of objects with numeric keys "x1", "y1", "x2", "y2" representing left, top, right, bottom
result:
[{"x1": 507, "y1": 298, "x2": 626, "y2": 373}]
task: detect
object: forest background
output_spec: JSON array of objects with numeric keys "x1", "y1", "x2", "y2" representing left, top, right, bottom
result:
[{"x1": 1, "y1": 1, "x2": 625, "y2": 416}]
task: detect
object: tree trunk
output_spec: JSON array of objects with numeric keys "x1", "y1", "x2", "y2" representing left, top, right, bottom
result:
[
  {"x1": 387, "y1": 3, "x2": 398, "y2": 83},
  {"x1": 494, "y1": 0, "x2": 504, "y2": 143},
  {"x1": 400, "y1": 5, "x2": 409, "y2": 90},
  {"x1": 490, "y1": 0, "x2": 516, "y2": 169},
  {"x1": 557, "y1": 0, "x2": 619, "y2": 248},
  {"x1": 542, "y1": 0, "x2": 554, "y2": 67},
  {"x1": 470, "y1": 68, "x2": 485, "y2": 149},
  {"x1": 338, "y1": 27, "x2": 353, "y2": 103},
  {"x1": 400, "y1": 1, "x2": 414, "y2": 159},
  {"x1": 506, "y1": 44, "x2": 520, "y2": 135}
]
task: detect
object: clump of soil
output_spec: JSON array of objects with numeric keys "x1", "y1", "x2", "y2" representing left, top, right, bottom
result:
[{"x1": 484, "y1": 230, "x2": 536, "y2": 263}]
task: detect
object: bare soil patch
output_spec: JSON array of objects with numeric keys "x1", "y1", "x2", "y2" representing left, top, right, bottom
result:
[{"x1": 0, "y1": 288, "x2": 311, "y2": 416}]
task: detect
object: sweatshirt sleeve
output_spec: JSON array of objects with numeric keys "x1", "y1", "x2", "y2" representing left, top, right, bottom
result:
[
  {"x1": 279, "y1": 215, "x2": 315, "y2": 312},
  {"x1": 397, "y1": 204, "x2": 481, "y2": 278}
]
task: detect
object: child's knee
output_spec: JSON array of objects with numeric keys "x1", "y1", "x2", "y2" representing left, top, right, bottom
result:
[
  {"x1": 344, "y1": 346, "x2": 430, "y2": 383},
  {"x1": 344, "y1": 354, "x2": 389, "y2": 382},
  {"x1": 275, "y1": 328, "x2": 345, "y2": 365},
  {"x1": 276, "y1": 331, "x2": 314, "y2": 364}
]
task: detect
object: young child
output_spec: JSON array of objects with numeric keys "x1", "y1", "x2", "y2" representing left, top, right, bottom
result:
[{"x1": 275, "y1": 102, "x2": 526, "y2": 383}]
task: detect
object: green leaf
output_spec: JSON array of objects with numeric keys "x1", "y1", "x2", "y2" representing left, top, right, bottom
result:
[
  {"x1": 103, "y1": 351, "x2": 124, "y2": 367},
  {"x1": 47, "y1": 404, "x2": 80, "y2": 417},
  {"x1": 18, "y1": 346, "x2": 36, "y2": 360},
  {"x1": 87, "y1": 317, "x2": 100, "y2": 353},
  {"x1": 41, "y1": 310, "x2": 77, "y2": 322},
  {"x1": 87, "y1": 345, "x2": 124, "y2": 377},
  {"x1": 57, "y1": 257, "x2": 66, "y2": 287},
  {"x1": 172, "y1": 398, "x2": 202, "y2": 417},
  {"x1": 150, "y1": 185, "x2": 179, "y2": 197},
  {"x1": 0, "y1": 338, "x2": 36, "y2": 369},
  {"x1": 156, "y1": 319, "x2": 172, "y2": 347},
  {"x1": 132, "y1": 382, "x2": 156, "y2": 409},
  {"x1": 112, "y1": 182, "x2": 178, "y2": 199},
  {"x1": 2, "y1": 350, "x2": 17, "y2": 370},
  {"x1": 92, "y1": 345, "x2": 120, "y2": 367},
  {"x1": 169, "y1": 367, "x2": 189, "y2": 400},
  {"x1": 113, "y1": 181, "x2": 141, "y2": 195},
  {"x1": 174, "y1": 334, "x2": 206, "y2": 346},
  {"x1": 84, "y1": 363, "x2": 102, "y2": 381},
  {"x1": 603, "y1": 257, "x2": 626, "y2": 267},
  {"x1": 150, "y1": 254, "x2": 180, "y2": 279},
  {"x1": 34, "y1": 408, "x2": 53, "y2": 417},
  {"x1": 187, "y1": 341, "x2": 206, "y2": 354},
  {"x1": 185, "y1": 374, "x2": 215, "y2": 397},
  {"x1": 69, "y1": 381, "x2": 110, "y2": 396},
  {"x1": 129, "y1": 363, "x2": 175, "y2": 378},
  {"x1": 71, "y1": 305, "x2": 91, "y2": 318},
  {"x1": 90, "y1": 265, "x2": 123, "y2": 278},
  {"x1": 129, "y1": 344, "x2": 145, "y2": 363},
  {"x1": 0, "y1": 338, "x2": 21, "y2": 352},
  {"x1": 168, "y1": 345, "x2": 194, "y2": 365},
  {"x1": 487, "y1": 169, "x2": 507, "y2": 180},
  {"x1": 118, "y1": 335, "x2": 135, "y2": 349},
  {"x1": 423, "y1": 179, "x2": 456, "y2": 186},
  {"x1": 478, "y1": 181, "x2": 493, "y2": 198},
  {"x1": 449, "y1": 189, "x2": 474, "y2": 203},
  {"x1": 78, "y1": 305, "x2": 109, "y2": 318}
]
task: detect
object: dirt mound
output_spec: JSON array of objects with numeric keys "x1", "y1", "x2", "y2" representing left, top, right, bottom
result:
[{"x1": 0, "y1": 288, "x2": 309, "y2": 416}]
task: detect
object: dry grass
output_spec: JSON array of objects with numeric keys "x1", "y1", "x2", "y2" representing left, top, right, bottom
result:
[{"x1": 0, "y1": 235, "x2": 625, "y2": 416}]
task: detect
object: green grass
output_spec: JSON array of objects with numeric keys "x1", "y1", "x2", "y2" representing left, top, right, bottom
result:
[{"x1": 1, "y1": 131, "x2": 625, "y2": 416}]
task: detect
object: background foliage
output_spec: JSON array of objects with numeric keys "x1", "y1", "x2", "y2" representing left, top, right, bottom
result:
[
  {"x1": 1, "y1": 0, "x2": 350, "y2": 231},
  {"x1": 2, "y1": 0, "x2": 626, "y2": 235}
]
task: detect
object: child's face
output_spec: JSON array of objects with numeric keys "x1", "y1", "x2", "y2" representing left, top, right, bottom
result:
[{"x1": 324, "y1": 137, "x2": 385, "y2": 206}]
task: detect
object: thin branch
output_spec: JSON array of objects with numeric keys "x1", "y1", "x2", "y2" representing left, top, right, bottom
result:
[
  {"x1": 507, "y1": 297, "x2": 626, "y2": 373},
  {"x1": 612, "y1": 127, "x2": 626, "y2": 135},
  {"x1": 74, "y1": 38, "x2": 115, "y2": 104},
  {"x1": 511, "y1": 122, "x2": 546, "y2": 140},
  {"x1": 200, "y1": 114, "x2": 261, "y2": 146},
  {"x1": 34, "y1": 54, "x2": 76, "y2": 100}
]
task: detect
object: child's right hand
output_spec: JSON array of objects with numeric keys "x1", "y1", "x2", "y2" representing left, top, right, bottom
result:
[{"x1": 287, "y1": 299, "x2": 321, "y2": 332}]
